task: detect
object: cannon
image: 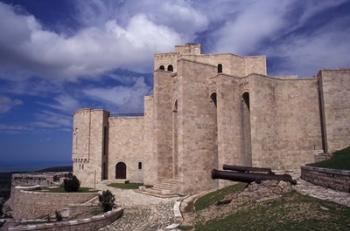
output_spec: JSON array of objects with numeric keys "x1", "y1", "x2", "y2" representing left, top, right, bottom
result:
[
  {"x1": 212, "y1": 169, "x2": 297, "y2": 185},
  {"x1": 223, "y1": 164, "x2": 274, "y2": 175}
]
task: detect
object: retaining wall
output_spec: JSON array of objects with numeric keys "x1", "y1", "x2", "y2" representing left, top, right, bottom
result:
[
  {"x1": 301, "y1": 165, "x2": 350, "y2": 192},
  {"x1": 12, "y1": 187, "x2": 97, "y2": 219},
  {"x1": 8, "y1": 208, "x2": 123, "y2": 231}
]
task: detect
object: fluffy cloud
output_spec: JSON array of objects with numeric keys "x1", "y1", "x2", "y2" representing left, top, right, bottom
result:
[
  {"x1": 0, "y1": 2, "x2": 183, "y2": 80},
  {"x1": 0, "y1": 96, "x2": 23, "y2": 113},
  {"x1": 83, "y1": 77, "x2": 151, "y2": 113}
]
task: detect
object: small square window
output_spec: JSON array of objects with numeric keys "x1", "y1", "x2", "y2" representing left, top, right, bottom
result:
[{"x1": 138, "y1": 162, "x2": 142, "y2": 170}]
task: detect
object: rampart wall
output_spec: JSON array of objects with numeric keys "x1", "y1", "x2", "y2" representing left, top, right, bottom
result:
[
  {"x1": 108, "y1": 116, "x2": 144, "y2": 183},
  {"x1": 249, "y1": 75, "x2": 323, "y2": 169},
  {"x1": 319, "y1": 69, "x2": 350, "y2": 153},
  {"x1": 11, "y1": 187, "x2": 97, "y2": 219},
  {"x1": 177, "y1": 59, "x2": 218, "y2": 194}
]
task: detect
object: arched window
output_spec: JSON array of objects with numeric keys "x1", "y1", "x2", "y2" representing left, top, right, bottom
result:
[
  {"x1": 159, "y1": 65, "x2": 165, "y2": 70},
  {"x1": 115, "y1": 162, "x2": 127, "y2": 179},
  {"x1": 167, "y1": 65, "x2": 173, "y2": 72},
  {"x1": 173, "y1": 100, "x2": 178, "y2": 112},
  {"x1": 217, "y1": 64, "x2": 223, "y2": 73},
  {"x1": 210, "y1": 93, "x2": 217, "y2": 107},
  {"x1": 242, "y1": 92, "x2": 250, "y2": 110}
]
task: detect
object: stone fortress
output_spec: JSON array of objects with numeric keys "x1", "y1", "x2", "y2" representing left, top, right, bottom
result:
[{"x1": 72, "y1": 43, "x2": 350, "y2": 195}]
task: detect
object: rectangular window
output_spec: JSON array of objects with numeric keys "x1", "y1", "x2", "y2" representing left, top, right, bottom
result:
[{"x1": 138, "y1": 162, "x2": 142, "y2": 170}]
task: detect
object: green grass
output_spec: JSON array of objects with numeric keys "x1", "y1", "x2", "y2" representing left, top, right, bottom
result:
[
  {"x1": 310, "y1": 146, "x2": 350, "y2": 170},
  {"x1": 194, "y1": 183, "x2": 247, "y2": 211},
  {"x1": 108, "y1": 182, "x2": 144, "y2": 189},
  {"x1": 37, "y1": 186, "x2": 95, "y2": 193},
  {"x1": 195, "y1": 191, "x2": 350, "y2": 231}
]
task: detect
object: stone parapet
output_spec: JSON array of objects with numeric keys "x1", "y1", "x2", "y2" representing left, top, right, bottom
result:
[
  {"x1": 301, "y1": 165, "x2": 350, "y2": 192},
  {"x1": 11, "y1": 187, "x2": 97, "y2": 219},
  {"x1": 8, "y1": 208, "x2": 123, "y2": 231}
]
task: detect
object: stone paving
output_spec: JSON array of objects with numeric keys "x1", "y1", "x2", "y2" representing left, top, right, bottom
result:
[
  {"x1": 276, "y1": 169, "x2": 350, "y2": 207},
  {"x1": 96, "y1": 182, "x2": 180, "y2": 230},
  {"x1": 294, "y1": 178, "x2": 350, "y2": 207},
  {"x1": 96, "y1": 182, "x2": 179, "y2": 208},
  {"x1": 99, "y1": 202, "x2": 175, "y2": 231}
]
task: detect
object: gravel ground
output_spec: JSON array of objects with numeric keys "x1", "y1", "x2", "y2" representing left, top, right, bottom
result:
[{"x1": 99, "y1": 201, "x2": 175, "y2": 231}]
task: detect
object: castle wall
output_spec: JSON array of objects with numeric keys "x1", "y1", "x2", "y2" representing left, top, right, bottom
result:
[
  {"x1": 153, "y1": 71, "x2": 174, "y2": 180},
  {"x1": 181, "y1": 54, "x2": 266, "y2": 77},
  {"x1": 318, "y1": 69, "x2": 350, "y2": 153},
  {"x1": 73, "y1": 109, "x2": 108, "y2": 188},
  {"x1": 177, "y1": 59, "x2": 218, "y2": 194},
  {"x1": 143, "y1": 96, "x2": 157, "y2": 185},
  {"x1": 216, "y1": 75, "x2": 244, "y2": 169},
  {"x1": 249, "y1": 75, "x2": 323, "y2": 169},
  {"x1": 107, "y1": 116, "x2": 144, "y2": 183}
]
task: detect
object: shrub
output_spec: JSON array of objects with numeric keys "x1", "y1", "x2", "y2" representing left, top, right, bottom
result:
[
  {"x1": 63, "y1": 174, "x2": 80, "y2": 192},
  {"x1": 99, "y1": 190, "x2": 115, "y2": 212},
  {"x1": 55, "y1": 211, "x2": 63, "y2": 221}
]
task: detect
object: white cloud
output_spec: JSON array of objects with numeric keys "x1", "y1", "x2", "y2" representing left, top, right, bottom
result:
[
  {"x1": 0, "y1": 96, "x2": 23, "y2": 113},
  {"x1": 265, "y1": 17, "x2": 350, "y2": 76},
  {"x1": 0, "y1": 2, "x2": 183, "y2": 80},
  {"x1": 83, "y1": 77, "x2": 151, "y2": 113},
  {"x1": 49, "y1": 94, "x2": 80, "y2": 113}
]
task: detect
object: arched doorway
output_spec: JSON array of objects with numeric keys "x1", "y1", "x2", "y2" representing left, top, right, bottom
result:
[
  {"x1": 159, "y1": 65, "x2": 165, "y2": 70},
  {"x1": 167, "y1": 65, "x2": 173, "y2": 72},
  {"x1": 115, "y1": 162, "x2": 126, "y2": 179}
]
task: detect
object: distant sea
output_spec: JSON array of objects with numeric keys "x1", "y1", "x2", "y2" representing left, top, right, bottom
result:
[{"x1": 0, "y1": 161, "x2": 72, "y2": 172}]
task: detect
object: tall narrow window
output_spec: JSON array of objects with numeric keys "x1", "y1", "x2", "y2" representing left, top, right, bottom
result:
[
  {"x1": 138, "y1": 162, "x2": 142, "y2": 170},
  {"x1": 167, "y1": 65, "x2": 173, "y2": 72},
  {"x1": 217, "y1": 64, "x2": 223, "y2": 73},
  {"x1": 103, "y1": 126, "x2": 107, "y2": 156},
  {"x1": 241, "y1": 92, "x2": 252, "y2": 166}
]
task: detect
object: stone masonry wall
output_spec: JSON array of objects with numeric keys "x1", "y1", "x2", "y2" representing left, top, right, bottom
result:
[
  {"x1": 301, "y1": 165, "x2": 350, "y2": 192},
  {"x1": 318, "y1": 69, "x2": 350, "y2": 153},
  {"x1": 108, "y1": 116, "x2": 144, "y2": 183},
  {"x1": 153, "y1": 71, "x2": 174, "y2": 180},
  {"x1": 177, "y1": 59, "x2": 219, "y2": 194},
  {"x1": 249, "y1": 75, "x2": 323, "y2": 169},
  {"x1": 9, "y1": 208, "x2": 123, "y2": 231},
  {"x1": 11, "y1": 187, "x2": 97, "y2": 219},
  {"x1": 73, "y1": 109, "x2": 108, "y2": 188},
  {"x1": 143, "y1": 96, "x2": 157, "y2": 185}
]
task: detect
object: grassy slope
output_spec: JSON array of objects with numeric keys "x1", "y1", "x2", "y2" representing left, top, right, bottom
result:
[
  {"x1": 194, "y1": 183, "x2": 247, "y2": 211},
  {"x1": 195, "y1": 191, "x2": 350, "y2": 231},
  {"x1": 310, "y1": 146, "x2": 350, "y2": 170},
  {"x1": 108, "y1": 182, "x2": 144, "y2": 189},
  {"x1": 35, "y1": 186, "x2": 95, "y2": 193}
]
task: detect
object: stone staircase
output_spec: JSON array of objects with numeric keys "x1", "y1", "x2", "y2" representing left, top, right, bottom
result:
[{"x1": 139, "y1": 178, "x2": 180, "y2": 198}]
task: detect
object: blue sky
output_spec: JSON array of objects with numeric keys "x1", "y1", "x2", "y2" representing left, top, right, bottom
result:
[{"x1": 0, "y1": 0, "x2": 350, "y2": 168}]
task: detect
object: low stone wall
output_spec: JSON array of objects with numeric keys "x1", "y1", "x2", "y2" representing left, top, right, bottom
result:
[
  {"x1": 12, "y1": 187, "x2": 97, "y2": 219},
  {"x1": 8, "y1": 208, "x2": 123, "y2": 231},
  {"x1": 301, "y1": 165, "x2": 350, "y2": 192}
]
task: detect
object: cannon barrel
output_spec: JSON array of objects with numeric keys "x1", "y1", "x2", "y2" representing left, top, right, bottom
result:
[
  {"x1": 223, "y1": 164, "x2": 274, "y2": 175},
  {"x1": 212, "y1": 169, "x2": 296, "y2": 185}
]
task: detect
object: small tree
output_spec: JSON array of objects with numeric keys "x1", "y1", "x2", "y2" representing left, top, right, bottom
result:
[
  {"x1": 99, "y1": 190, "x2": 115, "y2": 212},
  {"x1": 63, "y1": 174, "x2": 80, "y2": 192}
]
